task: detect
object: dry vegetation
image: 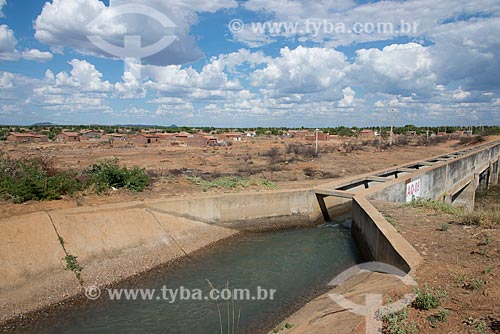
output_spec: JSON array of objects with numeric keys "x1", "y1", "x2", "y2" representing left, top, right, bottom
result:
[
  {"x1": 0, "y1": 135, "x2": 498, "y2": 218},
  {"x1": 375, "y1": 186, "x2": 500, "y2": 334}
]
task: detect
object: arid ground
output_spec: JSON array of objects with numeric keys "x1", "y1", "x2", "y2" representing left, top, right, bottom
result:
[
  {"x1": 374, "y1": 197, "x2": 499, "y2": 334},
  {"x1": 1, "y1": 136, "x2": 498, "y2": 218}
]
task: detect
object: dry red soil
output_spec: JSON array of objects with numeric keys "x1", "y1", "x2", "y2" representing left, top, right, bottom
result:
[
  {"x1": 374, "y1": 201, "x2": 499, "y2": 334},
  {"x1": 1, "y1": 136, "x2": 497, "y2": 219}
]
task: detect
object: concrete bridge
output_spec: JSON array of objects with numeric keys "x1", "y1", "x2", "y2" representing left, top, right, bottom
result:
[{"x1": 313, "y1": 140, "x2": 500, "y2": 272}]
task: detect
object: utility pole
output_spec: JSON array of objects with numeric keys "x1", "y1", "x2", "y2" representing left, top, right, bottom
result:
[
  {"x1": 389, "y1": 109, "x2": 395, "y2": 146},
  {"x1": 315, "y1": 128, "x2": 319, "y2": 157}
]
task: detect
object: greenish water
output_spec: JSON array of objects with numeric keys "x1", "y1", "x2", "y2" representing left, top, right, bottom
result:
[{"x1": 24, "y1": 216, "x2": 360, "y2": 334}]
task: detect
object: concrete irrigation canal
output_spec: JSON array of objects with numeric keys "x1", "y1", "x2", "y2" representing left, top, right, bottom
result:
[{"x1": 1, "y1": 140, "x2": 499, "y2": 333}]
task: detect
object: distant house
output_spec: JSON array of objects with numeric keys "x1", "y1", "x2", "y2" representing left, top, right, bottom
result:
[
  {"x1": 6, "y1": 132, "x2": 48, "y2": 143},
  {"x1": 437, "y1": 132, "x2": 447, "y2": 136},
  {"x1": 174, "y1": 132, "x2": 191, "y2": 144},
  {"x1": 135, "y1": 133, "x2": 160, "y2": 144},
  {"x1": 305, "y1": 131, "x2": 329, "y2": 141},
  {"x1": 55, "y1": 131, "x2": 80, "y2": 142},
  {"x1": 359, "y1": 129, "x2": 375, "y2": 138},
  {"x1": 157, "y1": 133, "x2": 177, "y2": 142},
  {"x1": 289, "y1": 130, "x2": 310, "y2": 140},
  {"x1": 80, "y1": 130, "x2": 103, "y2": 141},
  {"x1": 221, "y1": 132, "x2": 242, "y2": 142},
  {"x1": 102, "y1": 133, "x2": 128, "y2": 142},
  {"x1": 187, "y1": 134, "x2": 218, "y2": 147}
]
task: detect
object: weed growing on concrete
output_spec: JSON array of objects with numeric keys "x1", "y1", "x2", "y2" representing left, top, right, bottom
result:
[
  {"x1": 64, "y1": 254, "x2": 83, "y2": 282},
  {"x1": 273, "y1": 322, "x2": 294, "y2": 333},
  {"x1": 382, "y1": 308, "x2": 417, "y2": 334},
  {"x1": 412, "y1": 284, "x2": 447, "y2": 310}
]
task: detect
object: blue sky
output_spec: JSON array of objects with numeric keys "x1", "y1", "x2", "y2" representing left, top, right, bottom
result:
[{"x1": 0, "y1": 0, "x2": 499, "y2": 127}]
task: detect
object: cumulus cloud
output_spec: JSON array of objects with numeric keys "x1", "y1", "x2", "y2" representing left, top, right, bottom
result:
[
  {"x1": 31, "y1": 59, "x2": 112, "y2": 113},
  {"x1": 0, "y1": 25, "x2": 19, "y2": 60},
  {"x1": 34, "y1": 0, "x2": 237, "y2": 65},
  {"x1": 351, "y1": 43, "x2": 436, "y2": 97},
  {"x1": 22, "y1": 49, "x2": 53, "y2": 62},
  {"x1": 251, "y1": 46, "x2": 348, "y2": 95},
  {"x1": 430, "y1": 18, "x2": 500, "y2": 90},
  {"x1": 236, "y1": 0, "x2": 500, "y2": 48}
]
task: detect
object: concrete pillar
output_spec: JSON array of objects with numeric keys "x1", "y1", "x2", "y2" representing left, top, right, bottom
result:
[
  {"x1": 489, "y1": 160, "x2": 499, "y2": 185},
  {"x1": 316, "y1": 194, "x2": 331, "y2": 221},
  {"x1": 452, "y1": 174, "x2": 478, "y2": 212}
]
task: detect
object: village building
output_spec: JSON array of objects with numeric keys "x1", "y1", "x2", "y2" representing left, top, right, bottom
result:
[
  {"x1": 289, "y1": 130, "x2": 310, "y2": 140},
  {"x1": 359, "y1": 129, "x2": 375, "y2": 138},
  {"x1": 174, "y1": 132, "x2": 191, "y2": 144},
  {"x1": 187, "y1": 134, "x2": 218, "y2": 147},
  {"x1": 101, "y1": 133, "x2": 128, "y2": 142},
  {"x1": 135, "y1": 133, "x2": 160, "y2": 144},
  {"x1": 220, "y1": 132, "x2": 243, "y2": 142},
  {"x1": 305, "y1": 131, "x2": 329, "y2": 141},
  {"x1": 6, "y1": 132, "x2": 48, "y2": 143},
  {"x1": 55, "y1": 131, "x2": 80, "y2": 142},
  {"x1": 79, "y1": 130, "x2": 104, "y2": 141}
]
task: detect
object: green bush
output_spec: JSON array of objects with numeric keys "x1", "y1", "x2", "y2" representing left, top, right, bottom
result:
[
  {"x1": 0, "y1": 155, "x2": 148, "y2": 203},
  {"x1": 0, "y1": 154, "x2": 81, "y2": 202},
  {"x1": 86, "y1": 159, "x2": 149, "y2": 193},
  {"x1": 382, "y1": 308, "x2": 417, "y2": 334},
  {"x1": 412, "y1": 285, "x2": 447, "y2": 311}
]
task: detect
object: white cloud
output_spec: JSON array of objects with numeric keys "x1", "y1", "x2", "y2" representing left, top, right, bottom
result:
[
  {"x1": 22, "y1": 49, "x2": 53, "y2": 62},
  {"x1": 0, "y1": 72, "x2": 14, "y2": 88},
  {"x1": 430, "y1": 18, "x2": 500, "y2": 90},
  {"x1": 0, "y1": 25, "x2": 19, "y2": 60},
  {"x1": 351, "y1": 43, "x2": 436, "y2": 96},
  {"x1": 34, "y1": 0, "x2": 237, "y2": 65},
  {"x1": 0, "y1": 0, "x2": 6, "y2": 17},
  {"x1": 251, "y1": 46, "x2": 348, "y2": 95},
  {"x1": 338, "y1": 87, "x2": 356, "y2": 108},
  {"x1": 237, "y1": 0, "x2": 500, "y2": 48}
]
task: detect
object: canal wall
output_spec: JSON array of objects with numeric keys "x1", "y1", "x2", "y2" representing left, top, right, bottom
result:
[
  {"x1": 352, "y1": 141, "x2": 500, "y2": 272},
  {"x1": 0, "y1": 188, "x2": 349, "y2": 324}
]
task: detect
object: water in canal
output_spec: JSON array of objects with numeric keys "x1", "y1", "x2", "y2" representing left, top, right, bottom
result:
[{"x1": 26, "y1": 215, "x2": 361, "y2": 334}]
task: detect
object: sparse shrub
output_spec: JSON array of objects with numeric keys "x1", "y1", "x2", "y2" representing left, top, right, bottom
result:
[
  {"x1": 382, "y1": 308, "x2": 417, "y2": 334},
  {"x1": 428, "y1": 308, "x2": 448, "y2": 327},
  {"x1": 413, "y1": 285, "x2": 447, "y2": 311},
  {"x1": 85, "y1": 158, "x2": 149, "y2": 193},
  {"x1": 286, "y1": 143, "x2": 317, "y2": 159},
  {"x1": 439, "y1": 223, "x2": 450, "y2": 231},
  {"x1": 264, "y1": 147, "x2": 282, "y2": 162}
]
